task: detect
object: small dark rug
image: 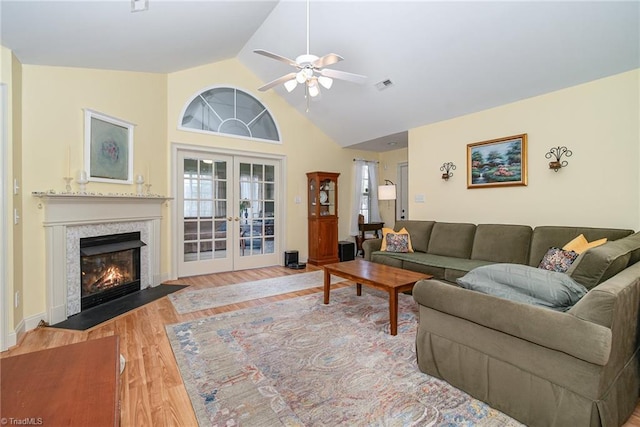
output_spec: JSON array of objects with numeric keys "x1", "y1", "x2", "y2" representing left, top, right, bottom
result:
[{"x1": 50, "y1": 284, "x2": 187, "y2": 331}]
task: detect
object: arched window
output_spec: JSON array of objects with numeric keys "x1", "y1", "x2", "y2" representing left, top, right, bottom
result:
[{"x1": 179, "y1": 87, "x2": 280, "y2": 143}]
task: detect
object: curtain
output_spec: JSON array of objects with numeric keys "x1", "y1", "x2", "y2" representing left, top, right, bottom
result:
[
  {"x1": 368, "y1": 163, "x2": 382, "y2": 223},
  {"x1": 350, "y1": 161, "x2": 382, "y2": 236},
  {"x1": 349, "y1": 160, "x2": 365, "y2": 236}
]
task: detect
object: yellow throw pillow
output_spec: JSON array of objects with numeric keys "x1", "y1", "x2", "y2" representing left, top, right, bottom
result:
[
  {"x1": 381, "y1": 227, "x2": 414, "y2": 252},
  {"x1": 563, "y1": 234, "x2": 607, "y2": 254}
]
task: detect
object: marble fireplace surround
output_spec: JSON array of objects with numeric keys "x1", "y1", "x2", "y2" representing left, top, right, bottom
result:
[{"x1": 34, "y1": 194, "x2": 170, "y2": 324}]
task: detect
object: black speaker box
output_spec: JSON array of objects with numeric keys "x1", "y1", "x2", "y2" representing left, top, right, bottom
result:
[
  {"x1": 284, "y1": 250, "x2": 299, "y2": 267},
  {"x1": 338, "y1": 241, "x2": 355, "y2": 262}
]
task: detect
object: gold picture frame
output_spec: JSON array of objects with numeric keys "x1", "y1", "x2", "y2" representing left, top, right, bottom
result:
[{"x1": 467, "y1": 134, "x2": 527, "y2": 189}]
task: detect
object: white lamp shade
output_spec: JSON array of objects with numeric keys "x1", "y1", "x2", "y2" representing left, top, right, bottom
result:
[
  {"x1": 296, "y1": 70, "x2": 307, "y2": 84},
  {"x1": 378, "y1": 184, "x2": 396, "y2": 200},
  {"x1": 308, "y1": 80, "x2": 320, "y2": 97},
  {"x1": 284, "y1": 79, "x2": 298, "y2": 92}
]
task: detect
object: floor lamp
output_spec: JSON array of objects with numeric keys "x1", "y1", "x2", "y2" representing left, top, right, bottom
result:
[{"x1": 378, "y1": 179, "x2": 397, "y2": 221}]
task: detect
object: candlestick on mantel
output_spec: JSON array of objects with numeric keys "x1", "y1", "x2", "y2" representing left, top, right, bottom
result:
[
  {"x1": 67, "y1": 146, "x2": 71, "y2": 177},
  {"x1": 63, "y1": 177, "x2": 73, "y2": 193},
  {"x1": 147, "y1": 165, "x2": 150, "y2": 184},
  {"x1": 135, "y1": 174, "x2": 145, "y2": 195},
  {"x1": 77, "y1": 170, "x2": 88, "y2": 193}
]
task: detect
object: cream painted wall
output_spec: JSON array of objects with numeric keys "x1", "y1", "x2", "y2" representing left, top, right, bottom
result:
[
  {"x1": 11, "y1": 52, "x2": 23, "y2": 331},
  {"x1": 1, "y1": 46, "x2": 17, "y2": 338},
  {"x1": 19, "y1": 65, "x2": 167, "y2": 321},
  {"x1": 167, "y1": 58, "x2": 371, "y2": 265},
  {"x1": 409, "y1": 69, "x2": 640, "y2": 230}
]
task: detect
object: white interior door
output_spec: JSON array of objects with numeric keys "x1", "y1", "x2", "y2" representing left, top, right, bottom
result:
[
  {"x1": 232, "y1": 157, "x2": 280, "y2": 271},
  {"x1": 398, "y1": 162, "x2": 408, "y2": 220},
  {"x1": 178, "y1": 151, "x2": 234, "y2": 277},
  {"x1": 176, "y1": 150, "x2": 281, "y2": 277}
]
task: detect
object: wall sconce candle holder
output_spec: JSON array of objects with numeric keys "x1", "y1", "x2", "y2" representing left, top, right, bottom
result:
[
  {"x1": 545, "y1": 146, "x2": 572, "y2": 172},
  {"x1": 440, "y1": 162, "x2": 456, "y2": 180}
]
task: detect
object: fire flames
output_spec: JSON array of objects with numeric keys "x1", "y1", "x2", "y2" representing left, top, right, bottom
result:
[{"x1": 82, "y1": 265, "x2": 127, "y2": 294}]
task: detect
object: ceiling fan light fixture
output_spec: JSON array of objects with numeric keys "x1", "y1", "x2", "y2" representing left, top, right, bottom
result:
[
  {"x1": 318, "y1": 76, "x2": 333, "y2": 89},
  {"x1": 284, "y1": 79, "x2": 298, "y2": 92},
  {"x1": 308, "y1": 80, "x2": 320, "y2": 97},
  {"x1": 296, "y1": 70, "x2": 307, "y2": 84},
  {"x1": 308, "y1": 85, "x2": 320, "y2": 98}
]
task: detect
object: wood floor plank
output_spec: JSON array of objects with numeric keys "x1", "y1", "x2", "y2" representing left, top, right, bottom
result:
[{"x1": 3, "y1": 264, "x2": 639, "y2": 426}]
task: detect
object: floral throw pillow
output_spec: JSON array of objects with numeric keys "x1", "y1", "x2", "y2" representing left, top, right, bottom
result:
[
  {"x1": 538, "y1": 247, "x2": 579, "y2": 273},
  {"x1": 385, "y1": 233, "x2": 410, "y2": 253}
]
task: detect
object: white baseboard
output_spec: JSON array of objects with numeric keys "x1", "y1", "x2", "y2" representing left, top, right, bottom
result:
[
  {"x1": 6, "y1": 312, "x2": 51, "y2": 349},
  {"x1": 8, "y1": 318, "x2": 24, "y2": 348},
  {"x1": 6, "y1": 327, "x2": 18, "y2": 348},
  {"x1": 25, "y1": 312, "x2": 47, "y2": 331}
]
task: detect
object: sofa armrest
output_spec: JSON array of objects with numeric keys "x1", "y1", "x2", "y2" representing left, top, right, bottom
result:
[
  {"x1": 413, "y1": 279, "x2": 612, "y2": 365},
  {"x1": 362, "y1": 238, "x2": 382, "y2": 261}
]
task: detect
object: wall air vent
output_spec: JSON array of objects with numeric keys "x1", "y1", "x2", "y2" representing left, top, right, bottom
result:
[{"x1": 375, "y1": 79, "x2": 394, "y2": 91}]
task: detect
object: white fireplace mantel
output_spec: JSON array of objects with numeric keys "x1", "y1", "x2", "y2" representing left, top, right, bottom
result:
[{"x1": 33, "y1": 193, "x2": 172, "y2": 324}]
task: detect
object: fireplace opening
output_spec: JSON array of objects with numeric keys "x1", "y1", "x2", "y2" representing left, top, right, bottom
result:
[{"x1": 80, "y1": 232, "x2": 146, "y2": 311}]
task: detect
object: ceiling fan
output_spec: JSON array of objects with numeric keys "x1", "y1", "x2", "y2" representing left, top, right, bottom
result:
[{"x1": 254, "y1": 0, "x2": 367, "y2": 99}]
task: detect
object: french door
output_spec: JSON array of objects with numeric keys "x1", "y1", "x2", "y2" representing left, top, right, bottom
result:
[{"x1": 177, "y1": 150, "x2": 281, "y2": 277}]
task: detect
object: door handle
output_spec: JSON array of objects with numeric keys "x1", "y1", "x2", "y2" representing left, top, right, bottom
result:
[
  {"x1": 234, "y1": 217, "x2": 240, "y2": 221},
  {"x1": 227, "y1": 217, "x2": 232, "y2": 221}
]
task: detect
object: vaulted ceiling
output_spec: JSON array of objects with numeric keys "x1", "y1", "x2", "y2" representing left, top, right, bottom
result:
[{"x1": 2, "y1": 1, "x2": 638, "y2": 151}]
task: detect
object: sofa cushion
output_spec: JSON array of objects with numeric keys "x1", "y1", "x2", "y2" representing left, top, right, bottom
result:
[
  {"x1": 457, "y1": 263, "x2": 587, "y2": 311},
  {"x1": 528, "y1": 226, "x2": 634, "y2": 267},
  {"x1": 370, "y1": 252, "x2": 403, "y2": 268},
  {"x1": 538, "y1": 247, "x2": 579, "y2": 273},
  {"x1": 372, "y1": 251, "x2": 493, "y2": 281},
  {"x1": 427, "y1": 222, "x2": 476, "y2": 259},
  {"x1": 394, "y1": 220, "x2": 435, "y2": 253},
  {"x1": 568, "y1": 231, "x2": 640, "y2": 289},
  {"x1": 470, "y1": 224, "x2": 532, "y2": 264}
]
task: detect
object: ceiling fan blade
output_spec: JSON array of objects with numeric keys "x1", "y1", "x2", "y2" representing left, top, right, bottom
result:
[
  {"x1": 253, "y1": 49, "x2": 298, "y2": 68},
  {"x1": 258, "y1": 72, "x2": 298, "y2": 92},
  {"x1": 312, "y1": 53, "x2": 344, "y2": 69},
  {"x1": 320, "y1": 68, "x2": 368, "y2": 84}
]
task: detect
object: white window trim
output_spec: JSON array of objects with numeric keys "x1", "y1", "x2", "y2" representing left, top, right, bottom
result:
[{"x1": 178, "y1": 85, "x2": 282, "y2": 145}]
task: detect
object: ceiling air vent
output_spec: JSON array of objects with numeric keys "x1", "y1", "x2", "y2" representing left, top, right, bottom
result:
[{"x1": 375, "y1": 79, "x2": 394, "y2": 91}]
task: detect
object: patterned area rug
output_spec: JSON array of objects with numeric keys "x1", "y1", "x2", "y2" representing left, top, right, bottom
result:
[
  {"x1": 168, "y1": 270, "x2": 345, "y2": 314},
  {"x1": 166, "y1": 287, "x2": 522, "y2": 426}
]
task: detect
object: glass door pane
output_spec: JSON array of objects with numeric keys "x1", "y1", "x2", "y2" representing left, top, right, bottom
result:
[
  {"x1": 234, "y1": 158, "x2": 279, "y2": 270},
  {"x1": 178, "y1": 152, "x2": 233, "y2": 277}
]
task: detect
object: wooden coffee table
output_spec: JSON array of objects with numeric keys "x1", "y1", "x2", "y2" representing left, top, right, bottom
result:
[
  {"x1": 323, "y1": 259, "x2": 432, "y2": 335},
  {"x1": 1, "y1": 336, "x2": 121, "y2": 426}
]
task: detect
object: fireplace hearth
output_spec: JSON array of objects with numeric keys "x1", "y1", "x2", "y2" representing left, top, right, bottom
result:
[{"x1": 80, "y1": 232, "x2": 146, "y2": 311}]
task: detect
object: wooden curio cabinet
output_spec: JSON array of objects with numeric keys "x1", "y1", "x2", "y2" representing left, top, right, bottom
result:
[{"x1": 307, "y1": 171, "x2": 340, "y2": 265}]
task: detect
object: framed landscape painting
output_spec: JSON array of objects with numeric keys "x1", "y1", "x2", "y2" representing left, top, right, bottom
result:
[
  {"x1": 467, "y1": 134, "x2": 527, "y2": 189},
  {"x1": 84, "y1": 109, "x2": 134, "y2": 184}
]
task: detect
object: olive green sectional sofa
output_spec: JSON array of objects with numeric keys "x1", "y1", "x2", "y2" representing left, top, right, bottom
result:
[{"x1": 363, "y1": 220, "x2": 640, "y2": 426}]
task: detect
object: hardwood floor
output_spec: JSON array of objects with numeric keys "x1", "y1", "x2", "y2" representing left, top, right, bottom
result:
[{"x1": 2, "y1": 264, "x2": 640, "y2": 426}]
